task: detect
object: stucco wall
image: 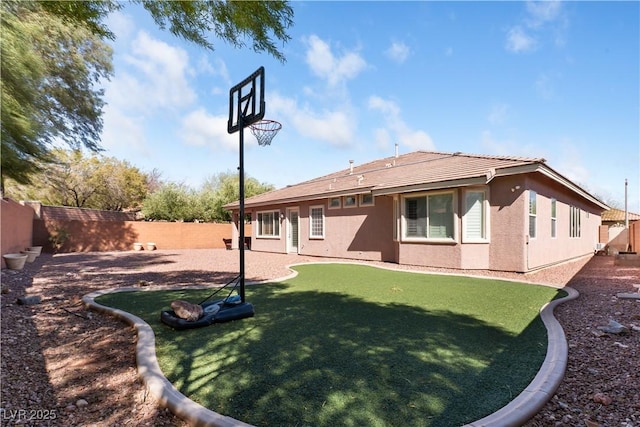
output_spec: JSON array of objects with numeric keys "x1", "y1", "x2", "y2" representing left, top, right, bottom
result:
[
  {"x1": 247, "y1": 196, "x2": 395, "y2": 262},
  {"x1": 33, "y1": 219, "x2": 236, "y2": 252},
  {"x1": 1, "y1": 199, "x2": 35, "y2": 267},
  {"x1": 524, "y1": 174, "x2": 601, "y2": 270},
  {"x1": 488, "y1": 175, "x2": 527, "y2": 272}
]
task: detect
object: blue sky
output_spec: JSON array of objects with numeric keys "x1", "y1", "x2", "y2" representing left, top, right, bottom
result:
[{"x1": 100, "y1": 1, "x2": 639, "y2": 211}]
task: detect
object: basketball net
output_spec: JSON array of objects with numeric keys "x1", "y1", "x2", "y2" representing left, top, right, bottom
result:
[{"x1": 249, "y1": 119, "x2": 282, "y2": 146}]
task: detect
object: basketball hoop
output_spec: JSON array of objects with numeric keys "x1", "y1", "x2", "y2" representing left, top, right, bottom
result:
[{"x1": 250, "y1": 119, "x2": 282, "y2": 146}]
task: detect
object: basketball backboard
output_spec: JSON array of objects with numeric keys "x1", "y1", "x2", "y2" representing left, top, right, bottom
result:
[{"x1": 227, "y1": 66, "x2": 265, "y2": 134}]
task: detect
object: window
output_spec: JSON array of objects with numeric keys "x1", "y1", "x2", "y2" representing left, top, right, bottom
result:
[
  {"x1": 529, "y1": 191, "x2": 537, "y2": 238},
  {"x1": 403, "y1": 192, "x2": 455, "y2": 241},
  {"x1": 570, "y1": 206, "x2": 581, "y2": 238},
  {"x1": 257, "y1": 211, "x2": 280, "y2": 237},
  {"x1": 344, "y1": 195, "x2": 357, "y2": 208},
  {"x1": 310, "y1": 206, "x2": 324, "y2": 239},
  {"x1": 551, "y1": 198, "x2": 557, "y2": 238},
  {"x1": 359, "y1": 193, "x2": 374, "y2": 206},
  {"x1": 463, "y1": 190, "x2": 488, "y2": 242},
  {"x1": 328, "y1": 197, "x2": 341, "y2": 209}
]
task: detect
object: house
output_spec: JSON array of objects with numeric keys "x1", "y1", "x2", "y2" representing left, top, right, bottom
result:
[{"x1": 225, "y1": 151, "x2": 608, "y2": 273}]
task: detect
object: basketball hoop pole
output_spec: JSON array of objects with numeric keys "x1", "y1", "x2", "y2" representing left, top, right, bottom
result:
[
  {"x1": 227, "y1": 66, "x2": 268, "y2": 305},
  {"x1": 238, "y1": 113, "x2": 246, "y2": 303}
]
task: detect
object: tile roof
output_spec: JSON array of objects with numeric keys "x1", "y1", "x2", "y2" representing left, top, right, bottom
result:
[
  {"x1": 601, "y1": 208, "x2": 640, "y2": 222},
  {"x1": 227, "y1": 151, "x2": 547, "y2": 208}
]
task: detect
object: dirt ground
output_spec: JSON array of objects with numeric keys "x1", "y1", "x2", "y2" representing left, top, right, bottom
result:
[{"x1": 1, "y1": 250, "x2": 638, "y2": 426}]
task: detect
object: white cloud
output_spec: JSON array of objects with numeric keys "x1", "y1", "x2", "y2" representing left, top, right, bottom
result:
[
  {"x1": 505, "y1": 1, "x2": 567, "y2": 53},
  {"x1": 105, "y1": 31, "x2": 196, "y2": 114},
  {"x1": 368, "y1": 96, "x2": 434, "y2": 151},
  {"x1": 121, "y1": 31, "x2": 196, "y2": 110},
  {"x1": 100, "y1": 104, "x2": 148, "y2": 153},
  {"x1": 304, "y1": 35, "x2": 367, "y2": 86},
  {"x1": 269, "y1": 93, "x2": 354, "y2": 147},
  {"x1": 505, "y1": 26, "x2": 537, "y2": 53},
  {"x1": 105, "y1": 11, "x2": 135, "y2": 40},
  {"x1": 385, "y1": 41, "x2": 410, "y2": 64},
  {"x1": 180, "y1": 109, "x2": 239, "y2": 151},
  {"x1": 526, "y1": 0, "x2": 563, "y2": 28}
]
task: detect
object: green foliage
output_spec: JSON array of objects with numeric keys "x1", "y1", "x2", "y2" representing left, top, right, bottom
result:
[
  {"x1": 141, "y1": 171, "x2": 274, "y2": 222},
  {"x1": 1, "y1": 1, "x2": 113, "y2": 190},
  {"x1": 141, "y1": 183, "x2": 199, "y2": 222},
  {"x1": 48, "y1": 226, "x2": 70, "y2": 252},
  {"x1": 1, "y1": 0, "x2": 293, "y2": 192},
  {"x1": 139, "y1": 0, "x2": 293, "y2": 62},
  {"x1": 4, "y1": 149, "x2": 149, "y2": 211}
]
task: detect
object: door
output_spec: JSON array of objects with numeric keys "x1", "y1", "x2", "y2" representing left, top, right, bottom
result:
[{"x1": 287, "y1": 208, "x2": 299, "y2": 253}]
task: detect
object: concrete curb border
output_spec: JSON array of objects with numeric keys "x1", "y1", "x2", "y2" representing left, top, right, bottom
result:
[
  {"x1": 464, "y1": 286, "x2": 579, "y2": 427},
  {"x1": 83, "y1": 263, "x2": 578, "y2": 427}
]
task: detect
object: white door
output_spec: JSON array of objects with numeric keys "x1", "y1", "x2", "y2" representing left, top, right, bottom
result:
[{"x1": 287, "y1": 208, "x2": 299, "y2": 253}]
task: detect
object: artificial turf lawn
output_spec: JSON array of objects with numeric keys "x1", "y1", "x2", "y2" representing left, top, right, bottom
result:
[{"x1": 95, "y1": 263, "x2": 566, "y2": 427}]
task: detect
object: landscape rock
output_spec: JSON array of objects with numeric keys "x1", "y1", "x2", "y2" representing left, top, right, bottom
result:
[
  {"x1": 16, "y1": 295, "x2": 42, "y2": 305},
  {"x1": 171, "y1": 300, "x2": 203, "y2": 321},
  {"x1": 592, "y1": 393, "x2": 613, "y2": 405},
  {"x1": 76, "y1": 399, "x2": 89, "y2": 408},
  {"x1": 597, "y1": 319, "x2": 628, "y2": 334},
  {"x1": 616, "y1": 293, "x2": 640, "y2": 299}
]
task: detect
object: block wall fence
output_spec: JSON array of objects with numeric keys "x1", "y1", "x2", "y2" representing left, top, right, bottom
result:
[{"x1": 1, "y1": 200, "x2": 250, "y2": 267}]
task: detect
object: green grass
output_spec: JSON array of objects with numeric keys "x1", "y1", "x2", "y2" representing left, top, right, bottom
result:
[{"x1": 96, "y1": 264, "x2": 566, "y2": 427}]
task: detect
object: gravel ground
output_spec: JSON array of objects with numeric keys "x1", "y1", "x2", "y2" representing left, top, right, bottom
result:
[{"x1": 1, "y1": 249, "x2": 638, "y2": 426}]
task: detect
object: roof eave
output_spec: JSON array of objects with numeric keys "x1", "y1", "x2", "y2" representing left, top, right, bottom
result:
[
  {"x1": 372, "y1": 176, "x2": 488, "y2": 196},
  {"x1": 224, "y1": 187, "x2": 375, "y2": 211}
]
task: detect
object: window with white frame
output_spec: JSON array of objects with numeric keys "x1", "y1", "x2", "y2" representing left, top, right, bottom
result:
[
  {"x1": 257, "y1": 211, "x2": 280, "y2": 237},
  {"x1": 359, "y1": 193, "x2": 374, "y2": 207},
  {"x1": 328, "y1": 197, "x2": 341, "y2": 209},
  {"x1": 310, "y1": 206, "x2": 325, "y2": 239},
  {"x1": 463, "y1": 190, "x2": 488, "y2": 242},
  {"x1": 529, "y1": 191, "x2": 537, "y2": 238},
  {"x1": 344, "y1": 195, "x2": 357, "y2": 208},
  {"x1": 551, "y1": 198, "x2": 557, "y2": 238},
  {"x1": 403, "y1": 191, "x2": 455, "y2": 241},
  {"x1": 570, "y1": 206, "x2": 581, "y2": 238}
]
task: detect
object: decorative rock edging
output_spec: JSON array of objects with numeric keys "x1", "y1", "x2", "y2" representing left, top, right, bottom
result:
[
  {"x1": 464, "y1": 286, "x2": 579, "y2": 427},
  {"x1": 83, "y1": 263, "x2": 577, "y2": 427}
]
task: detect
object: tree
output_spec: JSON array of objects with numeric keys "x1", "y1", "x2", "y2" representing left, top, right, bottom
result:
[
  {"x1": 139, "y1": 1, "x2": 293, "y2": 63},
  {"x1": 141, "y1": 183, "x2": 199, "y2": 222},
  {"x1": 4, "y1": 149, "x2": 149, "y2": 211},
  {"x1": 1, "y1": 0, "x2": 293, "y2": 191},
  {"x1": 201, "y1": 171, "x2": 275, "y2": 222},
  {"x1": 140, "y1": 171, "x2": 274, "y2": 222},
  {"x1": 1, "y1": 1, "x2": 113, "y2": 190}
]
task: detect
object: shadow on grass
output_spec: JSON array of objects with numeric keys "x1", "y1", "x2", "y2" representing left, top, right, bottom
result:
[{"x1": 98, "y1": 280, "x2": 562, "y2": 427}]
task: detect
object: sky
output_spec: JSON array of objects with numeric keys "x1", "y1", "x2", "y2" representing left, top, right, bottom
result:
[{"x1": 99, "y1": 1, "x2": 639, "y2": 212}]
